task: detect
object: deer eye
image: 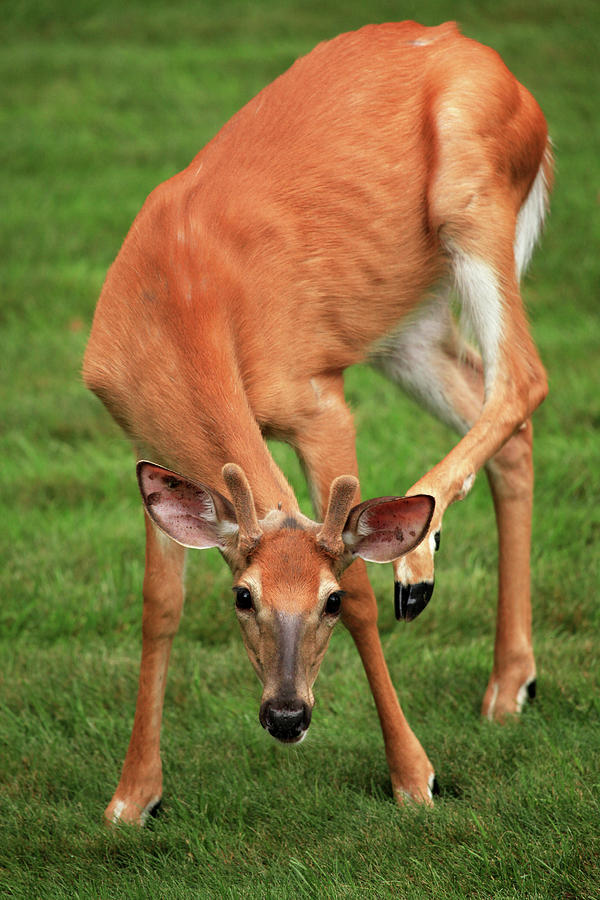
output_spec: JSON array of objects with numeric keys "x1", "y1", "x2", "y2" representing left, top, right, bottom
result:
[
  {"x1": 233, "y1": 587, "x2": 254, "y2": 611},
  {"x1": 324, "y1": 591, "x2": 343, "y2": 616}
]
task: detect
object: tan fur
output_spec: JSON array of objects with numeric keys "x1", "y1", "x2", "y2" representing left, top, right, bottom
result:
[
  {"x1": 316, "y1": 475, "x2": 360, "y2": 558},
  {"x1": 85, "y1": 22, "x2": 552, "y2": 824}
]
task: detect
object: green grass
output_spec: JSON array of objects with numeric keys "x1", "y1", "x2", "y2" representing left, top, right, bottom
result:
[{"x1": 1, "y1": 1, "x2": 599, "y2": 897}]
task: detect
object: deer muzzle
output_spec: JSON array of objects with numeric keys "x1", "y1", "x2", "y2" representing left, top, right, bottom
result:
[{"x1": 259, "y1": 697, "x2": 312, "y2": 743}]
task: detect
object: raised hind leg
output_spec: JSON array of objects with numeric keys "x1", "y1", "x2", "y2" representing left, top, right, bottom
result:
[
  {"x1": 372, "y1": 291, "x2": 537, "y2": 720},
  {"x1": 377, "y1": 127, "x2": 549, "y2": 617},
  {"x1": 291, "y1": 375, "x2": 437, "y2": 803}
]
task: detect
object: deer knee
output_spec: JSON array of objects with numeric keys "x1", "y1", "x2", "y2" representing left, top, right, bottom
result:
[
  {"x1": 525, "y1": 359, "x2": 548, "y2": 417},
  {"x1": 142, "y1": 572, "x2": 184, "y2": 640}
]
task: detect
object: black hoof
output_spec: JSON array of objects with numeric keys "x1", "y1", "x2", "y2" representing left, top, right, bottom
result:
[
  {"x1": 394, "y1": 580, "x2": 434, "y2": 621},
  {"x1": 527, "y1": 679, "x2": 537, "y2": 700},
  {"x1": 148, "y1": 798, "x2": 162, "y2": 819},
  {"x1": 431, "y1": 776, "x2": 441, "y2": 797}
]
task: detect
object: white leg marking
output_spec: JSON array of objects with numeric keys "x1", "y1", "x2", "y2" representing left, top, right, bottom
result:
[
  {"x1": 394, "y1": 773, "x2": 436, "y2": 804},
  {"x1": 396, "y1": 559, "x2": 414, "y2": 585},
  {"x1": 516, "y1": 677, "x2": 536, "y2": 714},
  {"x1": 111, "y1": 794, "x2": 161, "y2": 825},
  {"x1": 458, "y1": 472, "x2": 475, "y2": 500},
  {"x1": 428, "y1": 772, "x2": 437, "y2": 801},
  {"x1": 515, "y1": 682, "x2": 528, "y2": 714},
  {"x1": 486, "y1": 682, "x2": 499, "y2": 721},
  {"x1": 112, "y1": 800, "x2": 126, "y2": 823}
]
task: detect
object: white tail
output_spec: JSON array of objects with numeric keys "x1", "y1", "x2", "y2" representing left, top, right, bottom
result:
[{"x1": 84, "y1": 21, "x2": 551, "y2": 824}]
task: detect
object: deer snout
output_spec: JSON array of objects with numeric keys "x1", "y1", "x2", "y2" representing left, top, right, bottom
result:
[{"x1": 259, "y1": 697, "x2": 312, "y2": 743}]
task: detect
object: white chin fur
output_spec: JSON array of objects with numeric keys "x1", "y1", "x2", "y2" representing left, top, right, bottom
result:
[{"x1": 271, "y1": 729, "x2": 308, "y2": 745}]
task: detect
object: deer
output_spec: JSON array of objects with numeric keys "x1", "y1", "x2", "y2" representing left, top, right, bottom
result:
[{"x1": 83, "y1": 21, "x2": 552, "y2": 825}]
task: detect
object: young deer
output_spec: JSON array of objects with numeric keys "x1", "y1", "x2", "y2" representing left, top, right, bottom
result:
[{"x1": 83, "y1": 21, "x2": 552, "y2": 824}]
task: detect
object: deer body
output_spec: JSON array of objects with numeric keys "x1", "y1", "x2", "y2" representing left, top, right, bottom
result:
[{"x1": 84, "y1": 21, "x2": 551, "y2": 824}]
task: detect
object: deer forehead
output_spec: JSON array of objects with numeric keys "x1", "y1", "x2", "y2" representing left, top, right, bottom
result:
[{"x1": 242, "y1": 530, "x2": 338, "y2": 614}]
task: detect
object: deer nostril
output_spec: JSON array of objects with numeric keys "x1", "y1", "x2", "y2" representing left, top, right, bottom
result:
[{"x1": 259, "y1": 699, "x2": 311, "y2": 742}]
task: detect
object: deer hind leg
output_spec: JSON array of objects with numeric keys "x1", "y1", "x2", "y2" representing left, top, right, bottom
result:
[
  {"x1": 371, "y1": 174, "x2": 548, "y2": 614},
  {"x1": 372, "y1": 289, "x2": 537, "y2": 719},
  {"x1": 105, "y1": 512, "x2": 185, "y2": 825},
  {"x1": 483, "y1": 419, "x2": 537, "y2": 720},
  {"x1": 291, "y1": 376, "x2": 436, "y2": 804}
]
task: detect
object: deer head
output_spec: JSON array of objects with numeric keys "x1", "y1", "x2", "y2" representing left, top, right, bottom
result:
[{"x1": 137, "y1": 461, "x2": 434, "y2": 744}]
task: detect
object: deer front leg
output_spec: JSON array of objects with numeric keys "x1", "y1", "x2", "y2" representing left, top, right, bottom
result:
[
  {"x1": 340, "y1": 561, "x2": 437, "y2": 804},
  {"x1": 105, "y1": 513, "x2": 185, "y2": 825},
  {"x1": 292, "y1": 375, "x2": 436, "y2": 804}
]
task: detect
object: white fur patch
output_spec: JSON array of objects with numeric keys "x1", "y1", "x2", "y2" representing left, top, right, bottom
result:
[
  {"x1": 319, "y1": 576, "x2": 343, "y2": 602},
  {"x1": 355, "y1": 516, "x2": 374, "y2": 538},
  {"x1": 341, "y1": 527, "x2": 357, "y2": 548},
  {"x1": 394, "y1": 558, "x2": 414, "y2": 585},
  {"x1": 516, "y1": 677, "x2": 536, "y2": 714},
  {"x1": 111, "y1": 794, "x2": 161, "y2": 825},
  {"x1": 487, "y1": 677, "x2": 535, "y2": 719},
  {"x1": 459, "y1": 473, "x2": 475, "y2": 499},
  {"x1": 240, "y1": 572, "x2": 262, "y2": 603},
  {"x1": 451, "y1": 251, "x2": 503, "y2": 389},
  {"x1": 428, "y1": 772, "x2": 436, "y2": 801},
  {"x1": 217, "y1": 519, "x2": 240, "y2": 538},
  {"x1": 486, "y1": 682, "x2": 499, "y2": 721},
  {"x1": 369, "y1": 290, "x2": 470, "y2": 435},
  {"x1": 395, "y1": 774, "x2": 436, "y2": 804},
  {"x1": 310, "y1": 378, "x2": 345, "y2": 413},
  {"x1": 515, "y1": 682, "x2": 528, "y2": 713},
  {"x1": 514, "y1": 148, "x2": 551, "y2": 280},
  {"x1": 111, "y1": 800, "x2": 126, "y2": 823},
  {"x1": 428, "y1": 530, "x2": 438, "y2": 556}
]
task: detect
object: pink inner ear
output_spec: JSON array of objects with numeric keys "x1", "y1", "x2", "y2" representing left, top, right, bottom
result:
[
  {"x1": 138, "y1": 463, "x2": 234, "y2": 550},
  {"x1": 351, "y1": 495, "x2": 435, "y2": 563}
]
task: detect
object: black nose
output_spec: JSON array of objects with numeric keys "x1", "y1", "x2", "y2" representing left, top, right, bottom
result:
[{"x1": 259, "y1": 698, "x2": 312, "y2": 743}]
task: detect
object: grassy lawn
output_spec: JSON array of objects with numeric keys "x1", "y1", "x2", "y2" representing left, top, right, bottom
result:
[{"x1": 1, "y1": 1, "x2": 599, "y2": 897}]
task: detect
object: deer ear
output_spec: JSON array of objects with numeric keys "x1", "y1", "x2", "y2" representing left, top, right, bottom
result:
[
  {"x1": 342, "y1": 495, "x2": 435, "y2": 563},
  {"x1": 137, "y1": 461, "x2": 238, "y2": 549}
]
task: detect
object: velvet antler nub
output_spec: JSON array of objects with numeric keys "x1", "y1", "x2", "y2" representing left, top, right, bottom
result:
[
  {"x1": 316, "y1": 475, "x2": 359, "y2": 557},
  {"x1": 222, "y1": 463, "x2": 263, "y2": 551}
]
